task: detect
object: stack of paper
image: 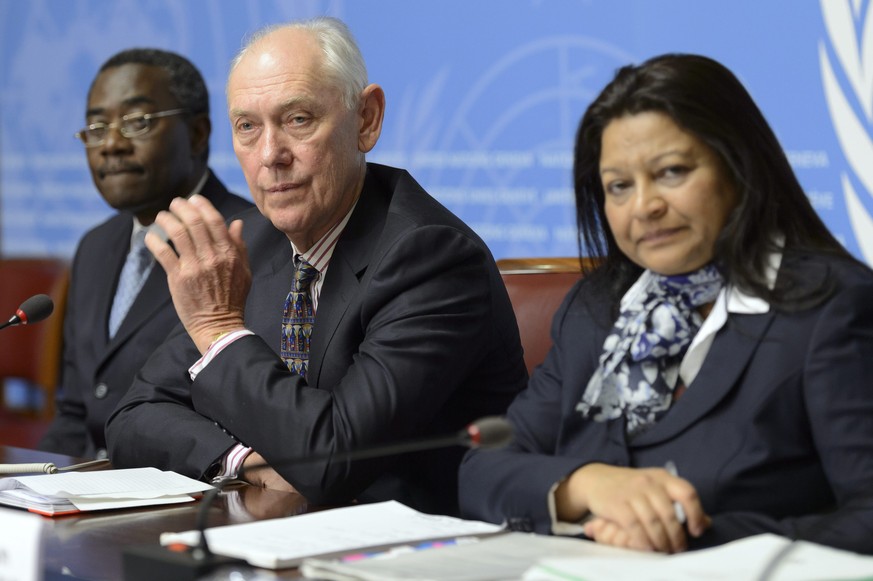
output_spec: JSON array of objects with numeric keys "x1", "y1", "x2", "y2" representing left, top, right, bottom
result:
[
  {"x1": 301, "y1": 532, "x2": 873, "y2": 581},
  {"x1": 300, "y1": 532, "x2": 640, "y2": 581},
  {"x1": 523, "y1": 534, "x2": 873, "y2": 581},
  {"x1": 0, "y1": 467, "x2": 214, "y2": 516},
  {"x1": 160, "y1": 500, "x2": 503, "y2": 569}
]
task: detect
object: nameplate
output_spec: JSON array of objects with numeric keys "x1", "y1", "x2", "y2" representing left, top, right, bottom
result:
[{"x1": 0, "y1": 509, "x2": 43, "y2": 581}]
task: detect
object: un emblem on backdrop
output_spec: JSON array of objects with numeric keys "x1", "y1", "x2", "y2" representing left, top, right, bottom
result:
[{"x1": 820, "y1": 0, "x2": 873, "y2": 263}]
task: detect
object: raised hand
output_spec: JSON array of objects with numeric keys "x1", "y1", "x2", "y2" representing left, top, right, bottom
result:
[{"x1": 145, "y1": 194, "x2": 252, "y2": 353}]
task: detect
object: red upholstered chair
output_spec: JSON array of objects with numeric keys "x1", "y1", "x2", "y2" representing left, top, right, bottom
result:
[
  {"x1": 0, "y1": 258, "x2": 69, "y2": 423},
  {"x1": 497, "y1": 257, "x2": 589, "y2": 375}
]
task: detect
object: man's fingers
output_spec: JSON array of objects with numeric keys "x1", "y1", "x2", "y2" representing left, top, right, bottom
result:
[
  {"x1": 189, "y1": 194, "x2": 237, "y2": 248},
  {"x1": 154, "y1": 205, "x2": 198, "y2": 259},
  {"x1": 228, "y1": 219, "x2": 246, "y2": 251},
  {"x1": 168, "y1": 196, "x2": 221, "y2": 252},
  {"x1": 144, "y1": 229, "x2": 178, "y2": 274}
]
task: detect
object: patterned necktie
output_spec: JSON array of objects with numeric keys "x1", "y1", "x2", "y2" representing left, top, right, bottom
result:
[
  {"x1": 281, "y1": 259, "x2": 318, "y2": 378},
  {"x1": 108, "y1": 229, "x2": 153, "y2": 338}
]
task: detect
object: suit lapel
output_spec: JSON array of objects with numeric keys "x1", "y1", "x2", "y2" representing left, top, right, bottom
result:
[
  {"x1": 631, "y1": 310, "x2": 777, "y2": 447},
  {"x1": 105, "y1": 265, "x2": 172, "y2": 349},
  {"x1": 95, "y1": 221, "x2": 134, "y2": 349},
  {"x1": 245, "y1": 216, "x2": 296, "y2": 348},
  {"x1": 307, "y1": 171, "x2": 388, "y2": 388}
]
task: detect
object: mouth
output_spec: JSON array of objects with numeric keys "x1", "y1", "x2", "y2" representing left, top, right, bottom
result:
[
  {"x1": 263, "y1": 182, "x2": 301, "y2": 193},
  {"x1": 639, "y1": 227, "x2": 683, "y2": 244},
  {"x1": 98, "y1": 165, "x2": 145, "y2": 179}
]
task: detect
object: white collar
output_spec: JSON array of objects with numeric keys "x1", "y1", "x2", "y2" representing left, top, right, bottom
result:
[
  {"x1": 681, "y1": 248, "x2": 782, "y2": 385},
  {"x1": 618, "y1": 246, "x2": 783, "y2": 388}
]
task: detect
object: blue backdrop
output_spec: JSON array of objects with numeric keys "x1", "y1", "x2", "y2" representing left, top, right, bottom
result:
[{"x1": 2, "y1": 0, "x2": 871, "y2": 263}]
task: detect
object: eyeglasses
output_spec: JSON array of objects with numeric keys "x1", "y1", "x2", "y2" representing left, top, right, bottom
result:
[{"x1": 74, "y1": 108, "x2": 189, "y2": 147}]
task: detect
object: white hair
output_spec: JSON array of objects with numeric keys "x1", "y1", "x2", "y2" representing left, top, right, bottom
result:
[{"x1": 229, "y1": 16, "x2": 368, "y2": 110}]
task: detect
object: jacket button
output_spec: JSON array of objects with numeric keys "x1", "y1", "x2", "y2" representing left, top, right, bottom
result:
[{"x1": 94, "y1": 383, "x2": 109, "y2": 399}]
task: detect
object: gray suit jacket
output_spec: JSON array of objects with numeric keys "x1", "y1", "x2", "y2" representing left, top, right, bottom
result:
[
  {"x1": 106, "y1": 164, "x2": 527, "y2": 515},
  {"x1": 39, "y1": 171, "x2": 252, "y2": 458}
]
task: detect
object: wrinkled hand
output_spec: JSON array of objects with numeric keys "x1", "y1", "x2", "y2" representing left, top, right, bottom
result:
[
  {"x1": 555, "y1": 463, "x2": 710, "y2": 553},
  {"x1": 240, "y1": 452, "x2": 299, "y2": 493},
  {"x1": 145, "y1": 194, "x2": 251, "y2": 354}
]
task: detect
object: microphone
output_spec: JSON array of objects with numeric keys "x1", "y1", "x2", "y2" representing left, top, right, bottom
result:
[
  {"x1": 123, "y1": 416, "x2": 513, "y2": 581},
  {"x1": 265, "y1": 414, "x2": 513, "y2": 465},
  {"x1": 0, "y1": 294, "x2": 54, "y2": 331}
]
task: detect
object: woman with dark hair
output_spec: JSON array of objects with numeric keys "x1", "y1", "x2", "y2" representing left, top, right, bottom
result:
[{"x1": 459, "y1": 53, "x2": 873, "y2": 555}]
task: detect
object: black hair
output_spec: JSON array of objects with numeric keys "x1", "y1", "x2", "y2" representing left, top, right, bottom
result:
[
  {"x1": 91, "y1": 48, "x2": 210, "y2": 161},
  {"x1": 573, "y1": 53, "x2": 854, "y2": 312}
]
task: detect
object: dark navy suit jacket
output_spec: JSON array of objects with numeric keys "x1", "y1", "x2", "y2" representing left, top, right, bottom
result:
[
  {"x1": 459, "y1": 253, "x2": 873, "y2": 554},
  {"x1": 106, "y1": 164, "x2": 527, "y2": 515},
  {"x1": 39, "y1": 171, "x2": 252, "y2": 458}
]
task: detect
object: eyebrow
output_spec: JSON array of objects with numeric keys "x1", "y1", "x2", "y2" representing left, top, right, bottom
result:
[
  {"x1": 86, "y1": 95, "x2": 158, "y2": 117},
  {"x1": 600, "y1": 148, "x2": 693, "y2": 175},
  {"x1": 229, "y1": 96, "x2": 319, "y2": 119}
]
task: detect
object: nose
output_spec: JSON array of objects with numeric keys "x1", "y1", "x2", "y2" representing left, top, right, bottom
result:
[
  {"x1": 100, "y1": 124, "x2": 132, "y2": 155},
  {"x1": 260, "y1": 125, "x2": 293, "y2": 168},
  {"x1": 630, "y1": 180, "x2": 667, "y2": 220}
]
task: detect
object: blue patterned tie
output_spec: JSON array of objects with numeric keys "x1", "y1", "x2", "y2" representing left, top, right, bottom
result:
[
  {"x1": 108, "y1": 229, "x2": 153, "y2": 338},
  {"x1": 281, "y1": 259, "x2": 317, "y2": 378}
]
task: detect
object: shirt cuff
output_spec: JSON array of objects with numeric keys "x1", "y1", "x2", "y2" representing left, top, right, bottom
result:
[
  {"x1": 548, "y1": 479, "x2": 589, "y2": 536},
  {"x1": 211, "y1": 443, "x2": 253, "y2": 484},
  {"x1": 189, "y1": 329, "x2": 254, "y2": 380}
]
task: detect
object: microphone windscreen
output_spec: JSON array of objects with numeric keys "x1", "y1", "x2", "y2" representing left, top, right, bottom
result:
[
  {"x1": 465, "y1": 416, "x2": 513, "y2": 449},
  {"x1": 18, "y1": 294, "x2": 54, "y2": 324}
]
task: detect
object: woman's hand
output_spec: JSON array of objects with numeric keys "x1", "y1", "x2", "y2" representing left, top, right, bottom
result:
[{"x1": 555, "y1": 463, "x2": 710, "y2": 553}]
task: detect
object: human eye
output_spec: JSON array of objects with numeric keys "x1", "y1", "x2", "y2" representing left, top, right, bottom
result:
[
  {"x1": 122, "y1": 114, "x2": 149, "y2": 134},
  {"x1": 231, "y1": 118, "x2": 259, "y2": 146},
  {"x1": 655, "y1": 163, "x2": 691, "y2": 186},
  {"x1": 659, "y1": 164, "x2": 690, "y2": 182},
  {"x1": 86, "y1": 122, "x2": 108, "y2": 140},
  {"x1": 286, "y1": 113, "x2": 311, "y2": 127},
  {"x1": 232, "y1": 118, "x2": 260, "y2": 137},
  {"x1": 603, "y1": 179, "x2": 631, "y2": 196}
]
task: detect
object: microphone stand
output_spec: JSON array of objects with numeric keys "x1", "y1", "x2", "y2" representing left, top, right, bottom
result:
[{"x1": 122, "y1": 481, "x2": 245, "y2": 581}]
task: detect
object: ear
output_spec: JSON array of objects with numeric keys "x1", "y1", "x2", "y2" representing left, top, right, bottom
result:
[
  {"x1": 188, "y1": 113, "x2": 211, "y2": 159},
  {"x1": 357, "y1": 83, "x2": 385, "y2": 153}
]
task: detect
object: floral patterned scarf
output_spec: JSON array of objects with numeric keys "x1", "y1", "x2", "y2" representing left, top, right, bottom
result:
[{"x1": 576, "y1": 264, "x2": 724, "y2": 438}]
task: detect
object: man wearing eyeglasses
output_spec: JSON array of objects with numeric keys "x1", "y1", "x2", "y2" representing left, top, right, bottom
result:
[{"x1": 38, "y1": 48, "x2": 252, "y2": 459}]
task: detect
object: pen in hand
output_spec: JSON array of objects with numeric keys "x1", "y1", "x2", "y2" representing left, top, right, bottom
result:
[{"x1": 664, "y1": 460, "x2": 687, "y2": 525}]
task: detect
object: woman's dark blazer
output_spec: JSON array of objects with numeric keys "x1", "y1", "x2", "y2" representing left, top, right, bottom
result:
[{"x1": 460, "y1": 253, "x2": 873, "y2": 554}]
